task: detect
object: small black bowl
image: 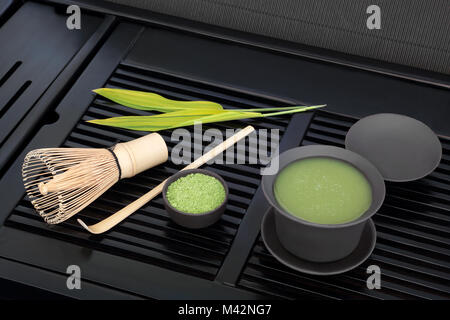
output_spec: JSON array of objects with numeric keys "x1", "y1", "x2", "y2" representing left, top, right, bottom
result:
[{"x1": 162, "y1": 169, "x2": 229, "y2": 229}]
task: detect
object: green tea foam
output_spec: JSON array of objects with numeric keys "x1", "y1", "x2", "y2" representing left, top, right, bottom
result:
[{"x1": 274, "y1": 157, "x2": 372, "y2": 224}]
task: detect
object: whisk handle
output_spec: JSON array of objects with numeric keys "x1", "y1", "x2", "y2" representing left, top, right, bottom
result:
[
  {"x1": 114, "y1": 133, "x2": 168, "y2": 179},
  {"x1": 78, "y1": 126, "x2": 255, "y2": 234}
]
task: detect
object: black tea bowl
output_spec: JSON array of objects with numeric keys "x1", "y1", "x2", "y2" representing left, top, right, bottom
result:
[
  {"x1": 162, "y1": 169, "x2": 228, "y2": 229},
  {"x1": 262, "y1": 145, "x2": 385, "y2": 263}
]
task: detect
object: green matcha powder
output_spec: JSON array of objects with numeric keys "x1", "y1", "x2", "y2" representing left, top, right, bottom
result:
[{"x1": 166, "y1": 173, "x2": 226, "y2": 214}]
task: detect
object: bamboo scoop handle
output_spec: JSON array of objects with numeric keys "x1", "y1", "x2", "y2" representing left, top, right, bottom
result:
[{"x1": 78, "y1": 126, "x2": 255, "y2": 234}]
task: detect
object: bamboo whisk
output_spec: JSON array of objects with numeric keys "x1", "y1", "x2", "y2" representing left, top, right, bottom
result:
[{"x1": 22, "y1": 133, "x2": 168, "y2": 224}]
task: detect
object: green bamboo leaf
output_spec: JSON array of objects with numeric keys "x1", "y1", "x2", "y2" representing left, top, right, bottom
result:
[
  {"x1": 235, "y1": 106, "x2": 309, "y2": 112},
  {"x1": 88, "y1": 109, "x2": 225, "y2": 130},
  {"x1": 93, "y1": 88, "x2": 223, "y2": 112},
  {"x1": 261, "y1": 105, "x2": 326, "y2": 117},
  {"x1": 88, "y1": 109, "x2": 261, "y2": 131},
  {"x1": 87, "y1": 105, "x2": 325, "y2": 131}
]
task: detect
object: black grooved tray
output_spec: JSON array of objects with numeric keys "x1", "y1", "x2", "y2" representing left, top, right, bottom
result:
[{"x1": 0, "y1": 0, "x2": 448, "y2": 300}]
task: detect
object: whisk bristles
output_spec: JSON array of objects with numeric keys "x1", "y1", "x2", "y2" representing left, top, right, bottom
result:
[
  {"x1": 22, "y1": 148, "x2": 120, "y2": 224},
  {"x1": 21, "y1": 133, "x2": 168, "y2": 225}
]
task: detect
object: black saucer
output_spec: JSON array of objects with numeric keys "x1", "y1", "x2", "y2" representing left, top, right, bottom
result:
[{"x1": 261, "y1": 210, "x2": 377, "y2": 276}]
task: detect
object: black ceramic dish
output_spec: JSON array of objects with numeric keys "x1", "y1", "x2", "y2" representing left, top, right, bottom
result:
[
  {"x1": 262, "y1": 145, "x2": 385, "y2": 263},
  {"x1": 261, "y1": 209, "x2": 377, "y2": 275},
  {"x1": 345, "y1": 113, "x2": 442, "y2": 182},
  {"x1": 162, "y1": 169, "x2": 228, "y2": 229}
]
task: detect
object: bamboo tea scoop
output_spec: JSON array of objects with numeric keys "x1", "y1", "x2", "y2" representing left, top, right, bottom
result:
[
  {"x1": 22, "y1": 133, "x2": 168, "y2": 224},
  {"x1": 78, "y1": 125, "x2": 255, "y2": 234}
]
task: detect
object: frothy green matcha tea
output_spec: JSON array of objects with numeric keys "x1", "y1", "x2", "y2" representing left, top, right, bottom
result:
[
  {"x1": 274, "y1": 157, "x2": 372, "y2": 224},
  {"x1": 167, "y1": 173, "x2": 226, "y2": 214}
]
